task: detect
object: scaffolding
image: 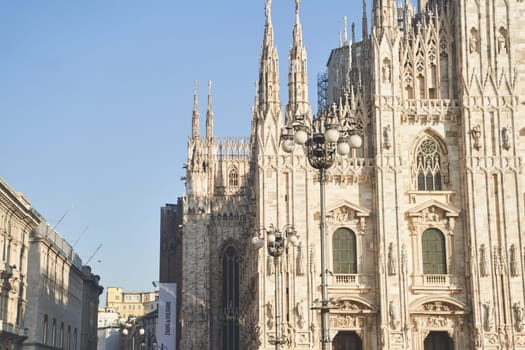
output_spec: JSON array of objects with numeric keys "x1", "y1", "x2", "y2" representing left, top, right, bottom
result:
[{"x1": 317, "y1": 71, "x2": 328, "y2": 115}]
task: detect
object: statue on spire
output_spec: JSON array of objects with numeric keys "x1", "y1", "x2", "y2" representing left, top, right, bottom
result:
[
  {"x1": 295, "y1": 0, "x2": 301, "y2": 15},
  {"x1": 265, "y1": 0, "x2": 271, "y2": 18}
]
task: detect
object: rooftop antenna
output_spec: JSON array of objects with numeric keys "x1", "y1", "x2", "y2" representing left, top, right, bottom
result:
[
  {"x1": 51, "y1": 205, "x2": 73, "y2": 232},
  {"x1": 72, "y1": 226, "x2": 88, "y2": 248},
  {"x1": 85, "y1": 243, "x2": 102, "y2": 265}
]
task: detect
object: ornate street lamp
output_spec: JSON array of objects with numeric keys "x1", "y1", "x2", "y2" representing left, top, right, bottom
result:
[
  {"x1": 281, "y1": 105, "x2": 363, "y2": 350},
  {"x1": 252, "y1": 224, "x2": 299, "y2": 350}
]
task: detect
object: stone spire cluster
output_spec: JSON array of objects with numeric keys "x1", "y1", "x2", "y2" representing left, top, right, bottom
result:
[
  {"x1": 256, "y1": 0, "x2": 281, "y2": 118},
  {"x1": 285, "y1": 0, "x2": 311, "y2": 125}
]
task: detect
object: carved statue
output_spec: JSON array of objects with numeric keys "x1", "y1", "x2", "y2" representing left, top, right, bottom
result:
[
  {"x1": 471, "y1": 125, "x2": 482, "y2": 150},
  {"x1": 469, "y1": 29, "x2": 479, "y2": 53},
  {"x1": 310, "y1": 322, "x2": 317, "y2": 344},
  {"x1": 296, "y1": 242, "x2": 305, "y2": 276},
  {"x1": 295, "y1": 300, "x2": 305, "y2": 329},
  {"x1": 498, "y1": 29, "x2": 507, "y2": 54},
  {"x1": 382, "y1": 63, "x2": 391, "y2": 83},
  {"x1": 473, "y1": 327, "x2": 482, "y2": 348},
  {"x1": 389, "y1": 300, "x2": 400, "y2": 330},
  {"x1": 483, "y1": 301, "x2": 495, "y2": 331},
  {"x1": 388, "y1": 242, "x2": 397, "y2": 276},
  {"x1": 265, "y1": 0, "x2": 271, "y2": 18},
  {"x1": 480, "y1": 244, "x2": 489, "y2": 277},
  {"x1": 510, "y1": 244, "x2": 519, "y2": 277},
  {"x1": 514, "y1": 301, "x2": 525, "y2": 331},
  {"x1": 383, "y1": 124, "x2": 391, "y2": 149},
  {"x1": 266, "y1": 301, "x2": 274, "y2": 329},
  {"x1": 502, "y1": 127, "x2": 511, "y2": 150}
]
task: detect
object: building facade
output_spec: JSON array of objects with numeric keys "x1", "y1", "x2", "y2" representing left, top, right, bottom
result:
[
  {"x1": 163, "y1": 0, "x2": 525, "y2": 349},
  {"x1": 0, "y1": 179, "x2": 38, "y2": 350},
  {"x1": 23, "y1": 222, "x2": 103, "y2": 350}
]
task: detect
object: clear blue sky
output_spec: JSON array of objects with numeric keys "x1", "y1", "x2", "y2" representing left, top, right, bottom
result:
[{"x1": 0, "y1": 1, "x2": 367, "y2": 304}]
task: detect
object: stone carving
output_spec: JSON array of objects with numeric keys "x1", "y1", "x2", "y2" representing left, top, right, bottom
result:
[
  {"x1": 266, "y1": 301, "x2": 274, "y2": 329},
  {"x1": 281, "y1": 322, "x2": 295, "y2": 347},
  {"x1": 332, "y1": 314, "x2": 357, "y2": 328},
  {"x1": 483, "y1": 301, "x2": 495, "y2": 331},
  {"x1": 423, "y1": 302, "x2": 451, "y2": 312},
  {"x1": 480, "y1": 244, "x2": 489, "y2": 277},
  {"x1": 338, "y1": 299, "x2": 360, "y2": 310},
  {"x1": 502, "y1": 126, "x2": 511, "y2": 150},
  {"x1": 388, "y1": 242, "x2": 397, "y2": 276},
  {"x1": 389, "y1": 301, "x2": 400, "y2": 330},
  {"x1": 265, "y1": 0, "x2": 271, "y2": 18},
  {"x1": 295, "y1": 300, "x2": 305, "y2": 329},
  {"x1": 383, "y1": 124, "x2": 392, "y2": 149},
  {"x1": 514, "y1": 301, "x2": 525, "y2": 331},
  {"x1": 469, "y1": 28, "x2": 479, "y2": 53},
  {"x1": 427, "y1": 316, "x2": 448, "y2": 327},
  {"x1": 515, "y1": 335, "x2": 525, "y2": 346},
  {"x1": 296, "y1": 242, "x2": 305, "y2": 276},
  {"x1": 401, "y1": 243, "x2": 408, "y2": 275},
  {"x1": 473, "y1": 327, "x2": 482, "y2": 348},
  {"x1": 471, "y1": 125, "x2": 482, "y2": 150},
  {"x1": 332, "y1": 206, "x2": 357, "y2": 223},
  {"x1": 382, "y1": 60, "x2": 392, "y2": 83},
  {"x1": 510, "y1": 244, "x2": 520, "y2": 277},
  {"x1": 380, "y1": 326, "x2": 388, "y2": 346},
  {"x1": 497, "y1": 27, "x2": 508, "y2": 55},
  {"x1": 310, "y1": 322, "x2": 317, "y2": 344}
]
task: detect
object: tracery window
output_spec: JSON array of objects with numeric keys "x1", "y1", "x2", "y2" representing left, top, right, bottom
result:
[
  {"x1": 422, "y1": 228, "x2": 447, "y2": 274},
  {"x1": 416, "y1": 138, "x2": 442, "y2": 191},
  {"x1": 228, "y1": 167, "x2": 239, "y2": 187},
  {"x1": 332, "y1": 228, "x2": 357, "y2": 274},
  {"x1": 222, "y1": 246, "x2": 240, "y2": 350}
]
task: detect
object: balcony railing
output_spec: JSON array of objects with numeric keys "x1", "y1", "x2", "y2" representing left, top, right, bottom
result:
[
  {"x1": 334, "y1": 274, "x2": 357, "y2": 284},
  {"x1": 410, "y1": 274, "x2": 463, "y2": 292}
]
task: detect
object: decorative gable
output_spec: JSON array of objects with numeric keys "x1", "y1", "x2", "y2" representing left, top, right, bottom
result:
[
  {"x1": 324, "y1": 201, "x2": 370, "y2": 234},
  {"x1": 407, "y1": 199, "x2": 460, "y2": 234}
]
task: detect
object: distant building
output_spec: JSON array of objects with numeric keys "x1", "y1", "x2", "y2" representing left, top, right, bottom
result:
[
  {"x1": 106, "y1": 287, "x2": 158, "y2": 321},
  {"x1": 0, "y1": 178, "x2": 39, "y2": 350},
  {"x1": 97, "y1": 308, "x2": 121, "y2": 350}
]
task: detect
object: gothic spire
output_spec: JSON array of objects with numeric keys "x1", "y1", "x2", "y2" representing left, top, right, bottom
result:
[
  {"x1": 192, "y1": 80, "x2": 200, "y2": 140},
  {"x1": 256, "y1": 0, "x2": 281, "y2": 118},
  {"x1": 206, "y1": 80, "x2": 214, "y2": 141},
  {"x1": 343, "y1": 16, "x2": 349, "y2": 45},
  {"x1": 362, "y1": 0, "x2": 368, "y2": 39},
  {"x1": 286, "y1": 0, "x2": 311, "y2": 125}
]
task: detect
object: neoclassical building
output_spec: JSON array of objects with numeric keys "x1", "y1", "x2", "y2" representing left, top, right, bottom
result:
[
  {"x1": 0, "y1": 179, "x2": 38, "y2": 350},
  {"x1": 162, "y1": 0, "x2": 525, "y2": 349}
]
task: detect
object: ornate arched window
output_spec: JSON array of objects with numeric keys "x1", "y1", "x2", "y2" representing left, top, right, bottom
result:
[
  {"x1": 228, "y1": 167, "x2": 239, "y2": 187},
  {"x1": 332, "y1": 228, "x2": 357, "y2": 274},
  {"x1": 222, "y1": 246, "x2": 240, "y2": 350},
  {"x1": 416, "y1": 137, "x2": 442, "y2": 191},
  {"x1": 422, "y1": 228, "x2": 447, "y2": 274}
]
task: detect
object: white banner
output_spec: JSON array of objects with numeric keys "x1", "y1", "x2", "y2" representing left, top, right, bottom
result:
[{"x1": 157, "y1": 283, "x2": 177, "y2": 350}]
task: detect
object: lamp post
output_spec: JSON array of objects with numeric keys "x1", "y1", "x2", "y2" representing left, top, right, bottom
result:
[
  {"x1": 252, "y1": 224, "x2": 299, "y2": 350},
  {"x1": 122, "y1": 326, "x2": 145, "y2": 350},
  {"x1": 281, "y1": 105, "x2": 363, "y2": 350}
]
